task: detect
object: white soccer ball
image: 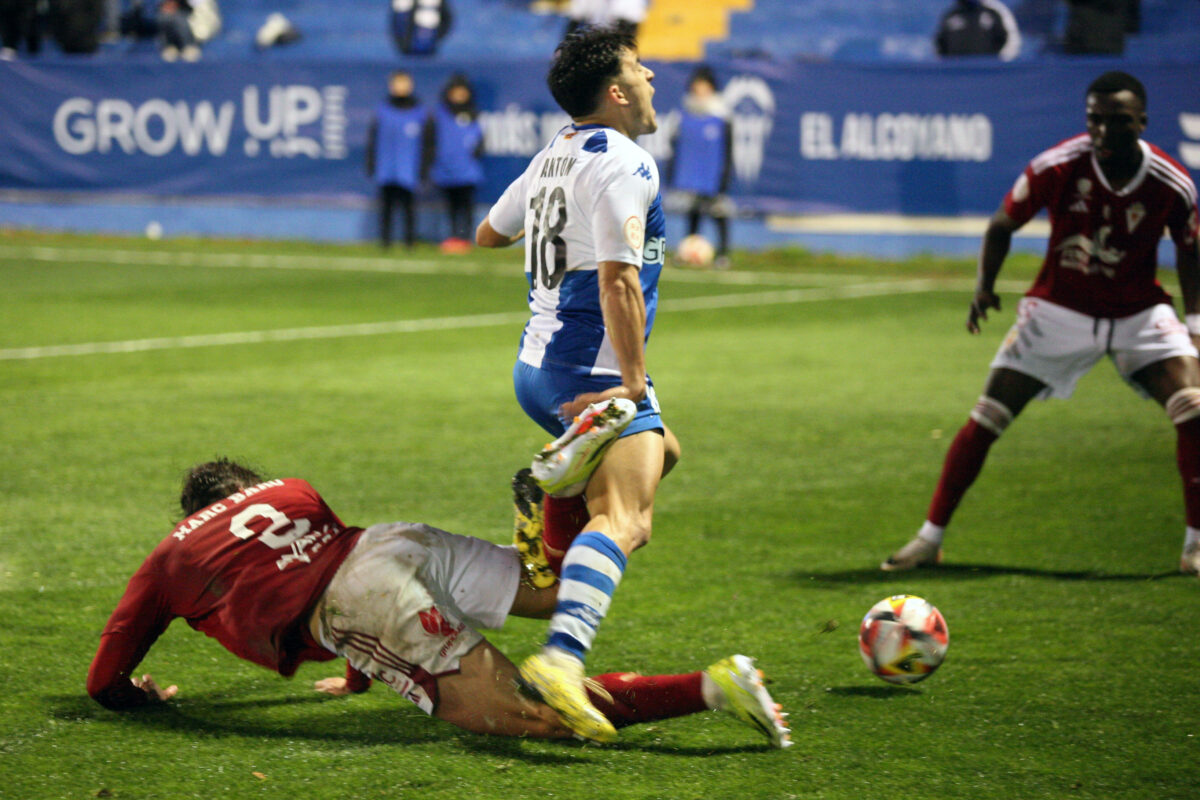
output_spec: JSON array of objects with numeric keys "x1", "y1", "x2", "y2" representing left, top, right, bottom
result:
[
  {"x1": 145, "y1": 221, "x2": 163, "y2": 240},
  {"x1": 858, "y1": 594, "x2": 949, "y2": 685},
  {"x1": 675, "y1": 234, "x2": 714, "y2": 267}
]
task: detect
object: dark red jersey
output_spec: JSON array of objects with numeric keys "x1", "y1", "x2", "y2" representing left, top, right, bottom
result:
[
  {"x1": 87, "y1": 479, "x2": 363, "y2": 710},
  {"x1": 1004, "y1": 134, "x2": 1199, "y2": 318}
]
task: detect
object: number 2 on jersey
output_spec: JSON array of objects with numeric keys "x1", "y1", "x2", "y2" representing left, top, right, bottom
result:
[{"x1": 530, "y1": 186, "x2": 568, "y2": 290}]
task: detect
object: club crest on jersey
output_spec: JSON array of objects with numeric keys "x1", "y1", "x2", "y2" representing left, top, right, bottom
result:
[
  {"x1": 623, "y1": 215, "x2": 645, "y2": 250},
  {"x1": 1126, "y1": 202, "x2": 1146, "y2": 233}
]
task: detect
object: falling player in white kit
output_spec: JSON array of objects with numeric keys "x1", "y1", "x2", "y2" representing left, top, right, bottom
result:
[
  {"x1": 882, "y1": 71, "x2": 1200, "y2": 575},
  {"x1": 476, "y1": 27, "x2": 728, "y2": 744}
]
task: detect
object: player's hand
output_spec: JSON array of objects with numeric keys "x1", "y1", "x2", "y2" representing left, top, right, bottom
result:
[
  {"x1": 313, "y1": 677, "x2": 353, "y2": 696},
  {"x1": 132, "y1": 673, "x2": 178, "y2": 702},
  {"x1": 559, "y1": 384, "x2": 644, "y2": 419},
  {"x1": 967, "y1": 289, "x2": 1001, "y2": 334}
]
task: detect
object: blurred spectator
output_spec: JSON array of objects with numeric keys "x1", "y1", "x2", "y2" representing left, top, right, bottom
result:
[
  {"x1": 49, "y1": 0, "x2": 101, "y2": 53},
  {"x1": 0, "y1": 0, "x2": 42, "y2": 58},
  {"x1": 935, "y1": 0, "x2": 1021, "y2": 60},
  {"x1": 1062, "y1": 0, "x2": 1127, "y2": 54},
  {"x1": 365, "y1": 70, "x2": 427, "y2": 249},
  {"x1": 100, "y1": 0, "x2": 122, "y2": 41},
  {"x1": 425, "y1": 73, "x2": 485, "y2": 253},
  {"x1": 392, "y1": 0, "x2": 451, "y2": 55},
  {"x1": 156, "y1": 0, "x2": 220, "y2": 61},
  {"x1": 563, "y1": 0, "x2": 645, "y2": 39},
  {"x1": 669, "y1": 66, "x2": 733, "y2": 268}
]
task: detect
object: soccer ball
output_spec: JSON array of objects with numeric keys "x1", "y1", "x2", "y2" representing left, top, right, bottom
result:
[
  {"x1": 858, "y1": 594, "x2": 949, "y2": 685},
  {"x1": 676, "y1": 234, "x2": 715, "y2": 267}
]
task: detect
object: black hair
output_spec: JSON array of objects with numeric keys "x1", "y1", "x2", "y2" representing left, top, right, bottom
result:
[
  {"x1": 1087, "y1": 71, "x2": 1147, "y2": 109},
  {"x1": 688, "y1": 65, "x2": 718, "y2": 91},
  {"x1": 547, "y1": 25, "x2": 636, "y2": 119},
  {"x1": 180, "y1": 458, "x2": 264, "y2": 516}
]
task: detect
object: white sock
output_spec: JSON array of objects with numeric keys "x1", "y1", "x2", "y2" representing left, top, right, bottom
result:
[
  {"x1": 1186, "y1": 526, "x2": 1200, "y2": 549},
  {"x1": 917, "y1": 521, "x2": 945, "y2": 546},
  {"x1": 700, "y1": 672, "x2": 723, "y2": 710}
]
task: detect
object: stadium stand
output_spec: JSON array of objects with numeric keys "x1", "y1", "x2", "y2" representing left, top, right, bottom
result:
[{"x1": 47, "y1": 0, "x2": 1200, "y2": 65}]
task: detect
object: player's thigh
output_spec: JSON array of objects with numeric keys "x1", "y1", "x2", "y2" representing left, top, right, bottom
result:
[
  {"x1": 982, "y1": 367, "x2": 1049, "y2": 418},
  {"x1": 1131, "y1": 356, "x2": 1200, "y2": 405},
  {"x1": 434, "y1": 641, "x2": 572, "y2": 738}
]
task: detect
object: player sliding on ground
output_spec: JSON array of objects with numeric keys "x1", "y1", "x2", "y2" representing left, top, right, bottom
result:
[
  {"x1": 87, "y1": 459, "x2": 791, "y2": 748},
  {"x1": 882, "y1": 71, "x2": 1200, "y2": 575},
  {"x1": 476, "y1": 26, "x2": 690, "y2": 743}
]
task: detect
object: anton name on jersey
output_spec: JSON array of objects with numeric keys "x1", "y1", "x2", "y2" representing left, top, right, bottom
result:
[{"x1": 539, "y1": 156, "x2": 576, "y2": 179}]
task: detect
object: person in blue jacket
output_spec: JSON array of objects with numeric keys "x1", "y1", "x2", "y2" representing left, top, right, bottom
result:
[
  {"x1": 365, "y1": 70, "x2": 427, "y2": 249},
  {"x1": 669, "y1": 66, "x2": 734, "y2": 267},
  {"x1": 425, "y1": 73, "x2": 485, "y2": 253}
]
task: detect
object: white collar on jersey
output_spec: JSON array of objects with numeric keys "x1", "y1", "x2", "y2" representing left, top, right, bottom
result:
[{"x1": 1090, "y1": 139, "x2": 1152, "y2": 197}]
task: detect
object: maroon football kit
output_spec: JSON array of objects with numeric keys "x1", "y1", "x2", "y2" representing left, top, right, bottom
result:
[
  {"x1": 87, "y1": 479, "x2": 363, "y2": 709},
  {"x1": 1004, "y1": 133, "x2": 1199, "y2": 319}
]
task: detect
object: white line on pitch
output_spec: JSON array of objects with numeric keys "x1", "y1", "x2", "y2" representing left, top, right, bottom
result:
[
  {"x1": 0, "y1": 244, "x2": 864, "y2": 287},
  {"x1": 1, "y1": 278, "x2": 1018, "y2": 361}
]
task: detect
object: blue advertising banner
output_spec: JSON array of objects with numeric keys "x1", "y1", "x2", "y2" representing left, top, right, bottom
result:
[{"x1": 1, "y1": 59, "x2": 1197, "y2": 216}]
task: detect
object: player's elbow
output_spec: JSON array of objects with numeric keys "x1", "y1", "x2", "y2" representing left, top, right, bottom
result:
[{"x1": 475, "y1": 220, "x2": 508, "y2": 248}]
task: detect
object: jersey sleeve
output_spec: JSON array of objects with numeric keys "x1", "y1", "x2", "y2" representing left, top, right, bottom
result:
[
  {"x1": 86, "y1": 563, "x2": 174, "y2": 710},
  {"x1": 1167, "y1": 177, "x2": 1200, "y2": 249},
  {"x1": 591, "y1": 155, "x2": 658, "y2": 267},
  {"x1": 1002, "y1": 162, "x2": 1052, "y2": 227},
  {"x1": 488, "y1": 164, "x2": 532, "y2": 238}
]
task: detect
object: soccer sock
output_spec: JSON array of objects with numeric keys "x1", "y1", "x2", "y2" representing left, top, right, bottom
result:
[
  {"x1": 542, "y1": 493, "x2": 590, "y2": 575},
  {"x1": 586, "y1": 672, "x2": 707, "y2": 728},
  {"x1": 917, "y1": 520, "x2": 946, "y2": 547},
  {"x1": 545, "y1": 531, "x2": 626, "y2": 662},
  {"x1": 1173, "y1": 416, "x2": 1200, "y2": 530},
  {"x1": 926, "y1": 417, "x2": 1000, "y2": 527}
]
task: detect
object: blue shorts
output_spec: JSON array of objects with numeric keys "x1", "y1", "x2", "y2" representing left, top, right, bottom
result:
[{"x1": 514, "y1": 360, "x2": 664, "y2": 438}]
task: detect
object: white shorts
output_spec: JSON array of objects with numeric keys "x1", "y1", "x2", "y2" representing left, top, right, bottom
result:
[
  {"x1": 312, "y1": 522, "x2": 521, "y2": 714},
  {"x1": 990, "y1": 298, "x2": 1198, "y2": 399}
]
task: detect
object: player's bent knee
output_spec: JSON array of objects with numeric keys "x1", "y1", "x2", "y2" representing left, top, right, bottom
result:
[
  {"x1": 1167, "y1": 387, "x2": 1200, "y2": 425},
  {"x1": 969, "y1": 395, "x2": 1014, "y2": 437}
]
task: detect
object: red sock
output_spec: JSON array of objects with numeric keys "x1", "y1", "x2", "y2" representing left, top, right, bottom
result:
[
  {"x1": 1176, "y1": 417, "x2": 1200, "y2": 527},
  {"x1": 926, "y1": 418, "x2": 999, "y2": 527},
  {"x1": 586, "y1": 672, "x2": 708, "y2": 728},
  {"x1": 543, "y1": 494, "x2": 589, "y2": 575}
]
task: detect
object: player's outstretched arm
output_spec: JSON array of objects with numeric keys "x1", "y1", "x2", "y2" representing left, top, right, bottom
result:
[
  {"x1": 475, "y1": 218, "x2": 524, "y2": 248},
  {"x1": 560, "y1": 260, "x2": 647, "y2": 418},
  {"x1": 969, "y1": 208, "x2": 1020, "y2": 334}
]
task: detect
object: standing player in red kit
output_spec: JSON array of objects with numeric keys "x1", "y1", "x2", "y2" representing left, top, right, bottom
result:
[
  {"x1": 882, "y1": 71, "x2": 1200, "y2": 574},
  {"x1": 87, "y1": 459, "x2": 791, "y2": 747}
]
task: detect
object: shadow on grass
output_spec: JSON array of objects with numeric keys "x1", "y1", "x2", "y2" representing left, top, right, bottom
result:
[
  {"x1": 46, "y1": 693, "x2": 761, "y2": 758},
  {"x1": 793, "y1": 562, "x2": 1182, "y2": 584}
]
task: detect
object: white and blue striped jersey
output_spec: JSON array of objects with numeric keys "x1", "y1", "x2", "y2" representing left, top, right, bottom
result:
[{"x1": 488, "y1": 123, "x2": 666, "y2": 376}]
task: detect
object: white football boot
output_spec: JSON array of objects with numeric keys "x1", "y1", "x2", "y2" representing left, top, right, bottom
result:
[
  {"x1": 531, "y1": 398, "x2": 637, "y2": 495},
  {"x1": 880, "y1": 535, "x2": 943, "y2": 572},
  {"x1": 704, "y1": 654, "x2": 792, "y2": 749},
  {"x1": 1181, "y1": 542, "x2": 1200, "y2": 576}
]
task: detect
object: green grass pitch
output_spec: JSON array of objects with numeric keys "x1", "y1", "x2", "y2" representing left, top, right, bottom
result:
[{"x1": 1, "y1": 230, "x2": 1196, "y2": 799}]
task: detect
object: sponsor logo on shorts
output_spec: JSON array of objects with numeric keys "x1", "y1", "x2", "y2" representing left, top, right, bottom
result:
[{"x1": 419, "y1": 606, "x2": 459, "y2": 638}]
